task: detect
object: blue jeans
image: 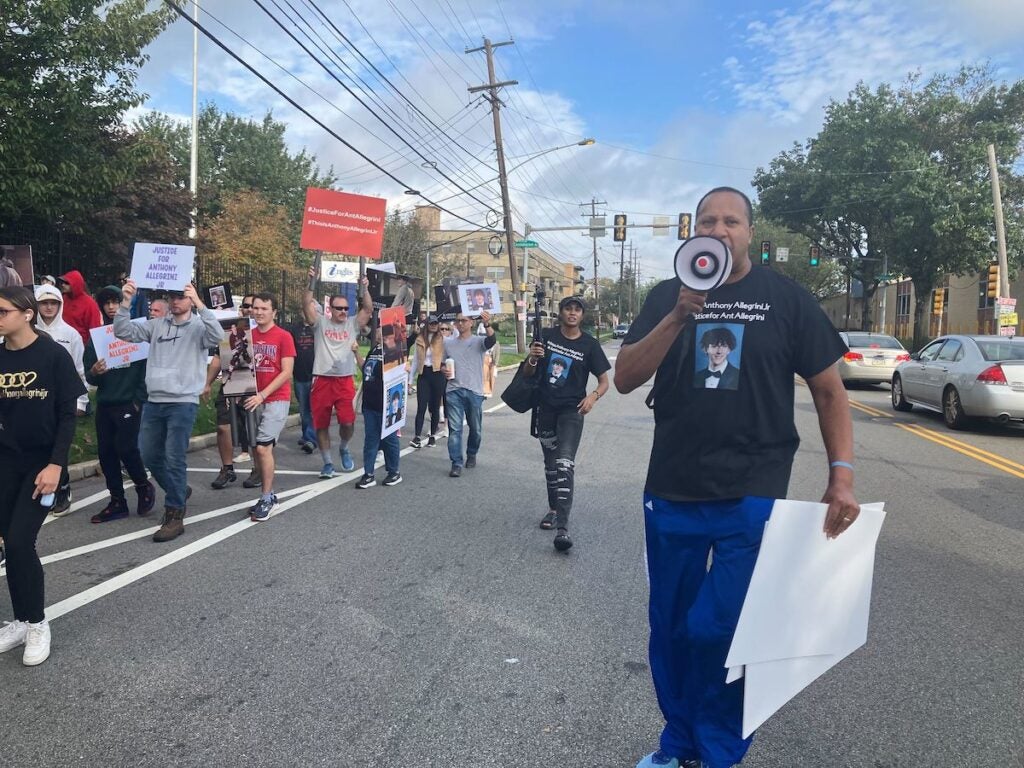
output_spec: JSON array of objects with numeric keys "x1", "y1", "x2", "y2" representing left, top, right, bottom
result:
[
  {"x1": 294, "y1": 379, "x2": 317, "y2": 445},
  {"x1": 361, "y1": 409, "x2": 400, "y2": 477},
  {"x1": 445, "y1": 387, "x2": 484, "y2": 466},
  {"x1": 644, "y1": 493, "x2": 774, "y2": 768},
  {"x1": 139, "y1": 402, "x2": 199, "y2": 509}
]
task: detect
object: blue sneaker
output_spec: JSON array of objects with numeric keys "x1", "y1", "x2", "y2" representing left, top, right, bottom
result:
[
  {"x1": 636, "y1": 752, "x2": 680, "y2": 768},
  {"x1": 250, "y1": 494, "x2": 277, "y2": 522},
  {"x1": 339, "y1": 448, "x2": 355, "y2": 472},
  {"x1": 320, "y1": 463, "x2": 336, "y2": 479}
]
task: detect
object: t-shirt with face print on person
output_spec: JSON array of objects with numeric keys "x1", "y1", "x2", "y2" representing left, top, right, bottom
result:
[
  {"x1": 536, "y1": 327, "x2": 611, "y2": 412},
  {"x1": 623, "y1": 265, "x2": 847, "y2": 502},
  {"x1": 361, "y1": 344, "x2": 384, "y2": 412}
]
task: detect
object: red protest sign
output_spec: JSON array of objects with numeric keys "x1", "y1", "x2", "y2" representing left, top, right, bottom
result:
[{"x1": 299, "y1": 187, "x2": 388, "y2": 259}]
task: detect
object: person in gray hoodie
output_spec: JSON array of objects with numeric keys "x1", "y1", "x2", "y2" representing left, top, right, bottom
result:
[{"x1": 114, "y1": 279, "x2": 224, "y2": 542}]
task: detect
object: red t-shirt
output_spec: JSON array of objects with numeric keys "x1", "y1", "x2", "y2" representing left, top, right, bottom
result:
[{"x1": 252, "y1": 324, "x2": 296, "y2": 403}]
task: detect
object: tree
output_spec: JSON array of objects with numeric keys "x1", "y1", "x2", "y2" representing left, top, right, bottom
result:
[
  {"x1": 0, "y1": 0, "x2": 170, "y2": 221},
  {"x1": 753, "y1": 214, "x2": 846, "y2": 301},
  {"x1": 756, "y1": 67, "x2": 1024, "y2": 347},
  {"x1": 136, "y1": 105, "x2": 337, "y2": 236}
]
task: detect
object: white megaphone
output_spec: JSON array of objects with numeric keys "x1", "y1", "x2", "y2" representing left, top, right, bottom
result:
[{"x1": 673, "y1": 236, "x2": 733, "y2": 292}]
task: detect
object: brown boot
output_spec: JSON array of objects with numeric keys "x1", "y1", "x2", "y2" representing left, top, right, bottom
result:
[{"x1": 153, "y1": 507, "x2": 185, "y2": 543}]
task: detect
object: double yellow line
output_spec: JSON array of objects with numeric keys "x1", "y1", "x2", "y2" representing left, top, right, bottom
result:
[{"x1": 845, "y1": 397, "x2": 1024, "y2": 479}]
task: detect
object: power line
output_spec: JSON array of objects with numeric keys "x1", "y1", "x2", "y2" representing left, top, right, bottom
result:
[{"x1": 162, "y1": 0, "x2": 493, "y2": 231}]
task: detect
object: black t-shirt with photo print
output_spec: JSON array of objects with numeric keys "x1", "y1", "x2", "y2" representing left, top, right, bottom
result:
[
  {"x1": 538, "y1": 328, "x2": 611, "y2": 411},
  {"x1": 623, "y1": 265, "x2": 847, "y2": 501}
]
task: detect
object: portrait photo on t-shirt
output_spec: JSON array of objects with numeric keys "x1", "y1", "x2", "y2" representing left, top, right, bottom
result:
[
  {"x1": 693, "y1": 323, "x2": 744, "y2": 391},
  {"x1": 546, "y1": 354, "x2": 572, "y2": 388}
]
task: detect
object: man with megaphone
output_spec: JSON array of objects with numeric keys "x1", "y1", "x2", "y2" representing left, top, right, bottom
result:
[{"x1": 615, "y1": 187, "x2": 859, "y2": 768}]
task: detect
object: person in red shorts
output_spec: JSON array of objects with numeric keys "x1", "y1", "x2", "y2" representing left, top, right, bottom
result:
[{"x1": 302, "y1": 270, "x2": 372, "y2": 478}]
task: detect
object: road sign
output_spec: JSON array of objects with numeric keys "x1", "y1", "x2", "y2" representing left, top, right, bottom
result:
[
  {"x1": 652, "y1": 216, "x2": 670, "y2": 236},
  {"x1": 514, "y1": 240, "x2": 538, "y2": 249},
  {"x1": 1000, "y1": 312, "x2": 1018, "y2": 326},
  {"x1": 589, "y1": 217, "x2": 606, "y2": 238},
  {"x1": 776, "y1": 247, "x2": 789, "y2": 263}
]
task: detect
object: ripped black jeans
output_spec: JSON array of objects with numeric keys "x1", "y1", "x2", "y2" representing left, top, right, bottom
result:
[{"x1": 537, "y1": 407, "x2": 585, "y2": 530}]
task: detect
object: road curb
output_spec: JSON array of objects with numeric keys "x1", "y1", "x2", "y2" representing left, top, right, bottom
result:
[{"x1": 67, "y1": 413, "x2": 302, "y2": 483}]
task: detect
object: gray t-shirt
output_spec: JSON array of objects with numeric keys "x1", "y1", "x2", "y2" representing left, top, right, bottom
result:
[
  {"x1": 443, "y1": 334, "x2": 491, "y2": 396},
  {"x1": 312, "y1": 315, "x2": 360, "y2": 378}
]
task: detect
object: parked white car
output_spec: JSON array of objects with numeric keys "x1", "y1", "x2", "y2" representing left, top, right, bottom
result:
[
  {"x1": 837, "y1": 332, "x2": 910, "y2": 386},
  {"x1": 891, "y1": 335, "x2": 1024, "y2": 428}
]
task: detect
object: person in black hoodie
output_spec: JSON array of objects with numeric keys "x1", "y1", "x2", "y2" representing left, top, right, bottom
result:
[
  {"x1": 83, "y1": 285, "x2": 156, "y2": 523},
  {"x1": 0, "y1": 286, "x2": 86, "y2": 666}
]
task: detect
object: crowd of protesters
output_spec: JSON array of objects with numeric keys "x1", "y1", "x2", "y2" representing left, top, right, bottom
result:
[{"x1": 0, "y1": 264, "x2": 603, "y2": 669}]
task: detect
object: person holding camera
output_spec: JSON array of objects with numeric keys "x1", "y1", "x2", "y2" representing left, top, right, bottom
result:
[
  {"x1": 522, "y1": 296, "x2": 609, "y2": 552},
  {"x1": 0, "y1": 286, "x2": 86, "y2": 666}
]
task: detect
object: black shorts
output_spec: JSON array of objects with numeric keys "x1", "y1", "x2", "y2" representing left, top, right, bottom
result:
[{"x1": 215, "y1": 386, "x2": 246, "y2": 426}]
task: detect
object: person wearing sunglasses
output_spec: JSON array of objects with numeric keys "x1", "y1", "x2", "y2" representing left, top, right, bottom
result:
[
  {"x1": 303, "y1": 267, "x2": 373, "y2": 478},
  {"x1": 442, "y1": 310, "x2": 495, "y2": 477}
]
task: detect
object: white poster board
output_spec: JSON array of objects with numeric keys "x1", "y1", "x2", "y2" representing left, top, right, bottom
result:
[
  {"x1": 90, "y1": 322, "x2": 149, "y2": 369},
  {"x1": 129, "y1": 243, "x2": 195, "y2": 291},
  {"x1": 725, "y1": 499, "x2": 886, "y2": 738},
  {"x1": 457, "y1": 282, "x2": 502, "y2": 317}
]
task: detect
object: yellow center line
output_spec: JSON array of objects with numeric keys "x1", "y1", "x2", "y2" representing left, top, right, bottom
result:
[
  {"x1": 895, "y1": 423, "x2": 1024, "y2": 479},
  {"x1": 900, "y1": 422, "x2": 1024, "y2": 474},
  {"x1": 849, "y1": 400, "x2": 889, "y2": 418}
]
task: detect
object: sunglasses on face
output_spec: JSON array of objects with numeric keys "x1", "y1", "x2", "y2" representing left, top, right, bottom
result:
[
  {"x1": 440, "y1": 327, "x2": 451, "y2": 332},
  {"x1": 240, "y1": 303, "x2": 252, "y2": 309},
  {"x1": 331, "y1": 304, "x2": 349, "y2": 311}
]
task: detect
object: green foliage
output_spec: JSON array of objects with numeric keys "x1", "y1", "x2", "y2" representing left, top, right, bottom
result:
[
  {"x1": 136, "y1": 104, "x2": 337, "y2": 236},
  {"x1": 753, "y1": 213, "x2": 846, "y2": 300},
  {"x1": 0, "y1": 0, "x2": 171, "y2": 220},
  {"x1": 754, "y1": 66, "x2": 1024, "y2": 347}
]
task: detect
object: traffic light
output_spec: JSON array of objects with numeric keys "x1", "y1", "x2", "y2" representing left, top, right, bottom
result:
[
  {"x1": 987, "y1": 262, "x2": 1000, "y2": 298},
  {"x1": 760, "y1": 240, "x2": 771, "y2": 266},
  {"x1": 677, "y1": 213, "x2": 691, "y2": 240},
  {"x1": 932, "y1": 288, "x2": 944, "y2": 315},
  {"x1": 613, "y1": 214, "x2": 627, "y2": 242},
  {"x1": 809, "y1": 246, "x2": 821, "y2": 267}
]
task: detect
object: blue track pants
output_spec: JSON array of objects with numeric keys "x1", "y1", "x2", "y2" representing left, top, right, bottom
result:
[{"x1": 644, "y1": 493, "x2": 774, "y2": 768}]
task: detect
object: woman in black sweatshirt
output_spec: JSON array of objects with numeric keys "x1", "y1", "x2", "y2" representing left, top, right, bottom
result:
[{"x1": 0, "y1": 286, "x2": 86, "y2": 666}]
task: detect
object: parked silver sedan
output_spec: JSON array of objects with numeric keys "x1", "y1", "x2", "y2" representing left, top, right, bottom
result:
[
  {"x1": 837, "y1": 332, "x2": 910, "y2": 385},
  {"x1": 891, "y1": 335, "x2": 1024, "y2": 428}
]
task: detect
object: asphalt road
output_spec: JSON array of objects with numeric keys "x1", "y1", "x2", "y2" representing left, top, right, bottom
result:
[{"x1": 1, "y1": 341, "x2": 1022, "y2": 767}]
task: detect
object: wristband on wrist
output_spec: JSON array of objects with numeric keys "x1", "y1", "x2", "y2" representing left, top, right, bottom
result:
[{"x1": 829, "y1": 460, "x2": 854, "y2": 471}]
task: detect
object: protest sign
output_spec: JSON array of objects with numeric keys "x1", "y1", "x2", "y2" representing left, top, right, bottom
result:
[
  {"x1": 381, "y1": 367, "x2": 407, "y2": 439},
  {"x1": 458, "y1": 282, "x2": 502, "y2": 317},
  {"x1": 367, "y1": 268, "x2": 423, "y2": 317},
  {"x1": 1, "y1": 245, "x2": 34, "y2": 285},
  {"x1": 130, "y1": 243, "x2": 195, "y2": 291},
  {"x1": 434, "y1": 284, "x2": 460, "y2": 321},
  {"x1": 218, "y1": 318, "x2": 257, "y2": 397},
  {"x1": 379, "y1": 306, "x2": 408, "y2": 375},
  {"x1": 90, "y1": 322, "x2": 149, "y2": 369},
  {"x1": 205, "y1": 282, "x2": 233, "y2": 309},
  {"x1": 299, "y1": 187, "x2": 387, "y2": 258}
]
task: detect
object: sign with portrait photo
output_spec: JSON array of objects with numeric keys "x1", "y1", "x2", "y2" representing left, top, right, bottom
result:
[
  {"x1": 366, "y1": 268, "x2": 423, "y2": 318},
  {"x1": 381, "y1": 367, "x2": 407, "y2": 439},
  {"x1": 457, "y1": 282, "x2": 501, "y2": 317},
  {"x1": 218, "y1": 318, "x2": 257, "y2": 397},
  {"x1": 378, "y1": 306, "x2": 408, "y2": 374},
  {"x1": 204, "y1": 282, "x2": 233, "y2": 310}
]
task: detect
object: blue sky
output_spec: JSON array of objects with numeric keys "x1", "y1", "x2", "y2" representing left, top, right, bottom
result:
[{"x1": 136, "y1": 0, "x2": 1024, "y2": 281}]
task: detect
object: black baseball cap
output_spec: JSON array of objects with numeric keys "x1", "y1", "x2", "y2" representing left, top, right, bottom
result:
[{"x1": 559, "y1": 296, "x2": 587, "y2": 312}]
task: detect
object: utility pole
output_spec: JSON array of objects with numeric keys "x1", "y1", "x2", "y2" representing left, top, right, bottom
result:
[
  {"x1": 618, "y1": 238, "x2": 625, "y2": 322},
  {"x1": 987, "y1": 143, "x2": 1010, "y2": 298},
  {"x1": 188, "y1": 0, "x2": 199, "y2": 242},
  {"x1": 581, "y1": 198, "x2": 607, "y2": 339},
  {"x1": 467, "y1": 39, "x2": 524, "y2": 353}
]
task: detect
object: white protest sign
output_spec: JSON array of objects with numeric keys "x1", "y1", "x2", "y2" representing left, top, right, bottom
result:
[
  {"x1": 90, "y1": 322, "x2": 149, "y2": 370},
  {"x1": 129, "y1": 243, "x2": 195, "y2": 291},
  {"x1": 320, "y1": 260, "x2": 360, "y2": 283}
]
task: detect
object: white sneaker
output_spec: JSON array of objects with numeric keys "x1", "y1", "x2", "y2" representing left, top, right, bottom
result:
[
  {"x1": 234, "y1": 452, "x2": 251, "y2": 463},
  {"x1": 22, "y1": 620, "x2": 51, "y2": 666},
  {"x1": 0, "y1": 620, "x2": 28, "y2": 653}
]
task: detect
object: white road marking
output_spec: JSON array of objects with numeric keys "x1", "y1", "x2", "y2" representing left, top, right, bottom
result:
[
  {"x1": 187, "y1": 468, "x2": 323, "y2": 476},
  {"x1": 485, "y1": 402, "x2": 508, "y2": 414},
  {"x1": 32, "y1": 448, "x2": 415, "y2": 622}
]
